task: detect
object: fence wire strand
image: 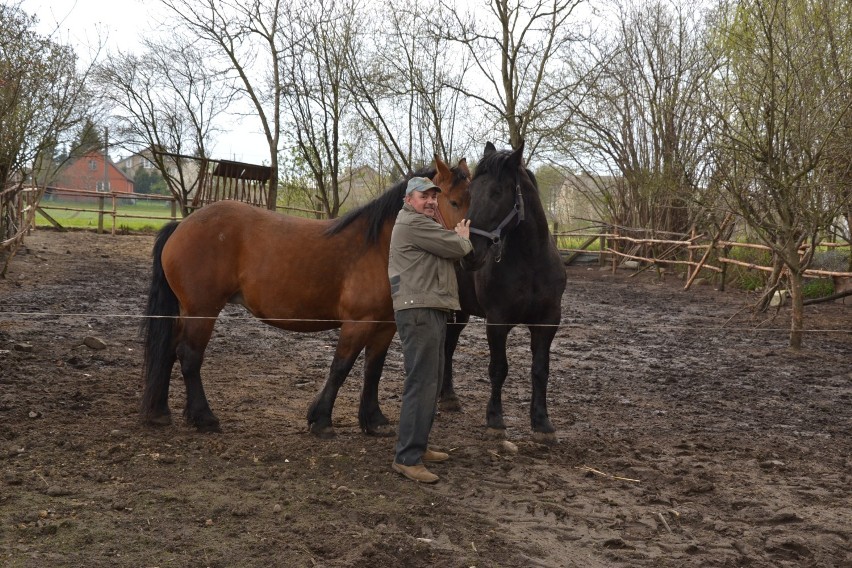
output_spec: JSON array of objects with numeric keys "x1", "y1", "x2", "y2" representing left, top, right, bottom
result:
[{"x1": 0, "y1": 310, "x2": 849, "y2": 334}]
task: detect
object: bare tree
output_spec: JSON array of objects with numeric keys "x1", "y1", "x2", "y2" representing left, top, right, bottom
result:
[
  {"x1": 442, "y1": 0, "x2": 584, "y2": 156},
  {"x1": 344, "y1": 1, "x2": 477, "y2": 175},
  {"x1": 710, "y1": 0, "x2": 852, "y2": 348},
  {"x1": 1, "y1": 3, "x2": 94, "y2": 270},
  {"x1": 158, "y1": 0, "x2": 290, "y2": 209},
  {"x1": 280, "y1": 0, "x2": 362, "y2": 218},
  {"x1": 815, "y1": 0, "x2": 852, "y2": 259},
  {"x1": 96, "y1": 39, "x2": 234, "y2": 216},
  {"x1": 559, "y1": 0, "x2": 718, "y2": 236}
]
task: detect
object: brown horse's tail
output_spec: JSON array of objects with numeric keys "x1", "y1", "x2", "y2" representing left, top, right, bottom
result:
[{"x1": 141, "y1": 221, "x2": 180, "y2": 420}]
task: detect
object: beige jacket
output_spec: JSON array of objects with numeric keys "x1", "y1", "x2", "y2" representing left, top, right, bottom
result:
[{"x1": 388, "y1": 203, "x2": 473, "y2": 311}]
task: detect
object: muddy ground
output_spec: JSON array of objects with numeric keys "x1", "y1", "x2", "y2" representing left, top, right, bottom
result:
[{"x1": 1, "y1": 229, "x2": 850, "y2": 568}]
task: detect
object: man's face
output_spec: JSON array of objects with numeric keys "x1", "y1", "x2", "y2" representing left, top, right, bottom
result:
[{"x1": 406, "y1": 189, "x2": 440, "y2": 218}]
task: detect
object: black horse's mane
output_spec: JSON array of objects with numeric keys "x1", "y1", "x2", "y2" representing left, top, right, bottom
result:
[{"x1": 324, "y1": 163, "x2": 467, "y2": 244}]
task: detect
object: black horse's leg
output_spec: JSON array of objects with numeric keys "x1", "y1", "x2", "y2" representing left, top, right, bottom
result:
[
  {"x1": 485, "y1": 323, "x2": 512, "y2": 436},
  {"x1": 358, "y1": 322, "x2": 396, "y2": 437},
  {"x1": 177, "y1": 317, "x2": 220, "y2": 432},
  {"x1": 439, "y1": 311, "x2": 469, "y2": 412},
  {"x1": 529, "y1": 324, "x2": 558, "y2": 443},
  {"x1": 307, "y1": 323, "x2": 363, "y2": 438}
]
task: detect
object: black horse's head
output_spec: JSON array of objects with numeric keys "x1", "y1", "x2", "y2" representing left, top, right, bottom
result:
[{"x1": 461, "y1": 140, "x2": 530, "y2": 271}]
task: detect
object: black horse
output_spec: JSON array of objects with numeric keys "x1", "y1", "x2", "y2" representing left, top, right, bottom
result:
[{"x1": 440, "y1": 141, "x2": 567, "y2": 443}]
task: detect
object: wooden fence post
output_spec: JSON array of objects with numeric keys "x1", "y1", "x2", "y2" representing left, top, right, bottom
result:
[
  {"x1": 687, "y1": 225, "x2": 696, "y2": 282},
  {"x1": 611, "y1": 227, "x2": 618, "y2": 275},
  {"x1": 97, "y1": 195, "x2": 104, "y2": 234},
  {"x1": 111, "y1": 194, "x2": 117, "y2": 236}
]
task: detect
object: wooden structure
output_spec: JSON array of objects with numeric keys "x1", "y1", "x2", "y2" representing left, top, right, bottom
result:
[
  {"x1": 148, "y1": 151, "x2": 273, "y2": 211},
  {"x1": 190, "y1": 156, "x2": 271, "y2": 210}
]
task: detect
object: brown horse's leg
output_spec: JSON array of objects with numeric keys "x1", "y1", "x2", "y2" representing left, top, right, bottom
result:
[
  {"x1": 141, "y1": 222, "x2": 180, "y2": 426},
  {"x1": 177, "y1": 316, "x2": 221, "y2": 432},
  {"x1": 306, "y1": 323, "x2": 365, "y2": 438},
  {"x1": 485, "y1": 323, "x2": 512, "y2": 437},
  {"x1": 529, "y1": 324, "x2": 557, "y2": 444},
  {"x1": 359, "y1": 322, "x2": 397, "y2": 437},
  {"x1": 439, "y1": 311, "x2": 469, "y2": 412}
]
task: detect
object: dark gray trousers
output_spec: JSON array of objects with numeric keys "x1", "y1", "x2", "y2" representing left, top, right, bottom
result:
[{"x1": 394, "y1": 308, "x2": 447, "y2": 466}]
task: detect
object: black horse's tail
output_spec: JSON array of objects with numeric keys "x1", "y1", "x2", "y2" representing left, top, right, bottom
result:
[{"x1": 140, "y1": 221, "x2": 181, "y2": 421}]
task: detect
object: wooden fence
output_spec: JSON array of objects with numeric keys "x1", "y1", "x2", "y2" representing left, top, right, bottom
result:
[
  {"x1": 27, "y1": 187, "x2": 327, "y2": 235},
  {"x1": 554, "y1": 223, "x2": 852, "y2": 291},
  {"x1": 36, "y1": 187, "x2": 179, "y2": 235}
]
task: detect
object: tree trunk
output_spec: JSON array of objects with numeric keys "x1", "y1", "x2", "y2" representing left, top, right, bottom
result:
[
  {"x1": 757, "y1": 255, "x2": 784, "y2": 312},
  {"x1": 788, "y1": 270, "x2": 804, "y2": 349},
  {"x1": 267, "y1": 161, "x2": 278, "y2": 211}
]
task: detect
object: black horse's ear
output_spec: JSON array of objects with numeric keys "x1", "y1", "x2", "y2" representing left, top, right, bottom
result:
[
  {"x1": 509, "y1": 140, "x2": 525, "y2": 167},
  {"x1": 484, "y1": 141, "x2": 496, "y2": 156}
]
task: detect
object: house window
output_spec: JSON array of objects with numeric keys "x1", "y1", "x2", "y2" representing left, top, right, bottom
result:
[
  {"x1": 88, "y1": 159, "x2": 98, "y2": 171},
  {"x1": 96, "y1": 181, "x2": 110, "y2": 192}
]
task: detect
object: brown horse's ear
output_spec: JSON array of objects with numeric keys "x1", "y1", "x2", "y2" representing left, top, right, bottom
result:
[
  {"x1": 434, "y1": 155, "x2": 451, "y2": 181},
  {"x1": 457, "y1": 158, "x2": 470, "y2": 177}
]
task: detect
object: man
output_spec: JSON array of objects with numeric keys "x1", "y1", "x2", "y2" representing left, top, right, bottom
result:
[{"x1": 388, "y1": 176, "x2": 472, "y2": 484}]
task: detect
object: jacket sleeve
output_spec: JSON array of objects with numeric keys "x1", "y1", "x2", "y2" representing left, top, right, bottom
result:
[{"x1": 406, "y1": 216, "x2": 473, "y2": 259}]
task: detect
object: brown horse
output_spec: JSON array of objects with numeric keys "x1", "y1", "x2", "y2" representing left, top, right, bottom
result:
[{"x1": 141, "y1": 158, "x2": 471, "y2": 436}]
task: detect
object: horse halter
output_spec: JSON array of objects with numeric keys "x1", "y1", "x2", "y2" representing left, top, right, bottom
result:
[{"x1": 468, "y1": 172, "x2": 526, "y2": 262}]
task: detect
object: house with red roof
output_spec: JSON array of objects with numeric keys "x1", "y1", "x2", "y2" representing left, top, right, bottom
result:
[{"x1": 52, "y1": 152, "x2": 135, "y2": 195}]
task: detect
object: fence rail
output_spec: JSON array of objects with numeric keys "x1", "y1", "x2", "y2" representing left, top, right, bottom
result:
[
  {"x1": 553, "y1": 225, "x2": 852, "y2": 289},
  {"x1": 35, "y1": 187, "x2": 178, "y2": 235},
  {"x1": 33, "y1": 187, "x2": 328, "y2": 233}
]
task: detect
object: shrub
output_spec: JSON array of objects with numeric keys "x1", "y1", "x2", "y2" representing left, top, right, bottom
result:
[{"x1": 802, "y1": 278, "x2": 834, "y2": 299}]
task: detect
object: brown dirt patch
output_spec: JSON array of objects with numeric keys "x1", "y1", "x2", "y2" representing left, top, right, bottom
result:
[{"x1": 1, "y1": 229, "x2": 851, "y2": 567}]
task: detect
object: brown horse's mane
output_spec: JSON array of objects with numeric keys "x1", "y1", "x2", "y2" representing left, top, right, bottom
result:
[{"x1": 324, "y1": 165, "x2": 437, "y2": 244}]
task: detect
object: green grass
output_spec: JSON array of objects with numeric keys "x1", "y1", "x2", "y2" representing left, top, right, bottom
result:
[
  {"x1": 803, "y1": 278, "x2": 835, "y2": 299},
  {"x1": 36, "y1": 197, "x2": 178, "y2": 232},
  {"x1": 553, "y1": 234, "x2": 603, "y2": 251}
]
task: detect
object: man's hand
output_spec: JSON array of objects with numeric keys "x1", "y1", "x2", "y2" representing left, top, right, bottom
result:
[{"x1": 454, "y1": 219, "x2": 471, "y2": 239}]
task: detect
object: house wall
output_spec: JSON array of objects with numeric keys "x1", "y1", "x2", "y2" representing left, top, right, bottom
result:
[{"x1": 55, "y1": 153, "x2": 134, "y2": 194}]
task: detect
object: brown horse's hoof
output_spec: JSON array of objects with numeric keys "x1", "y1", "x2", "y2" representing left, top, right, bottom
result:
[
  {"x1": 485, "y1": 427, "x2": 506, "y2": 439},
  {"x1": 532, "y1": 431, "x2": 558, "y2": 445},
  {"x1": 365, "y1": 424, "x2": 395, "y2": 437},
  {"x1": 438, "y1": 397, "x2": 462, "y2": 412},
  {"x1": 309, "y1": 423, "x2": 336, "y2": 439}
]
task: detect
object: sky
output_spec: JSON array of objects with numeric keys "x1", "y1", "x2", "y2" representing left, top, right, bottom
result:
[{"x1": 21, "y1": 0, "x2": 271, "y2": 165}]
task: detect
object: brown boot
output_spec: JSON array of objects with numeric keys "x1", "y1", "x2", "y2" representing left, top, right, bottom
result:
[
  {"x1": 392, "y1": 462, "x2": 439, "y2": 483},
  {"x1": 422, "y1": 449, "x2": 449, "y2": 463}
]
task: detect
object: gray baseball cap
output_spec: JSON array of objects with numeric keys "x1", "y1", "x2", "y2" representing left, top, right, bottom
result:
[{"x1": 405, "y1": 176, "x2": 441, "y2": 195}]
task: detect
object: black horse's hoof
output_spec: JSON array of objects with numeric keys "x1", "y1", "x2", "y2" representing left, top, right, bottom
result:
[
  {"x1": 192, "y1": 417, "x2": 221, "y2": 433},
  {"x1": 485, "y1": 427, "x2": 506, "y2": 439},
  {"x1": 438, "y1": 396, "x2": 462, "y2": 412},
  {"x1": 142, "y1": 411, "x2": 172, "y2": 426},
  {"x1": 309, "y1": 423, "x2": 336, "y2": 439},
  {"x1": 532, "y1": 431, "x2": 558, "y2": 445},
  {"x1": 185, "y1": 410, "x2": 221, "y2": 433},
  {"x1": 364, "y1": 423, "x2": 395, "y2": 437}
]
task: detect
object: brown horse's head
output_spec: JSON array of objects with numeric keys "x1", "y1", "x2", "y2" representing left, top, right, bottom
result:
[{"x1": 432, "y1": 156, "x2": 471, "y2": 230}]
